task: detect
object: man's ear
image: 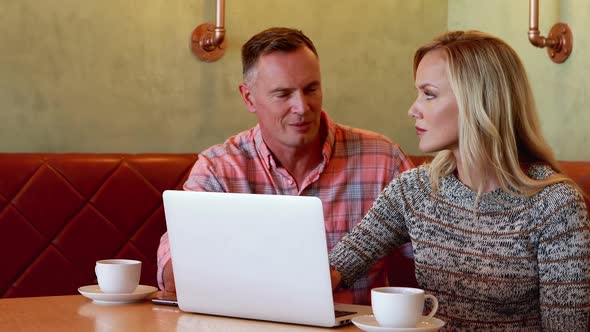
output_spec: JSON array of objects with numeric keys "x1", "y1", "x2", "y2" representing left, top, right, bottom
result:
[{"x1": 238, "y1": 83, "x2": 256, "y2": 114}]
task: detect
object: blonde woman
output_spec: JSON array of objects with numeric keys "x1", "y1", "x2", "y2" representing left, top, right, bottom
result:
[{"x1": 329, "y1": 30, "x2": 590, "y2": 331}]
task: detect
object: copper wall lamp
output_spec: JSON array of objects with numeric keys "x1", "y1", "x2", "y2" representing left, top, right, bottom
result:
[
  {"x1": 191, "y1": 0, "x2": 226, "y2": 62},
  {"x1": 528, "y1": 0, "x2": 573, "y2": 63}
]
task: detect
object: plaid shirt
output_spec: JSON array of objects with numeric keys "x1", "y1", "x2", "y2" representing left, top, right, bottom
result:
[{"x1": 157, "y1": 112, "x2": 413, "y2": 304}]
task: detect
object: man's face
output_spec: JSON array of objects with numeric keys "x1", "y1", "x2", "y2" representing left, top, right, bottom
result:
[{"x1": 239, "y1": 47, "x2": 323, "y2": 152}]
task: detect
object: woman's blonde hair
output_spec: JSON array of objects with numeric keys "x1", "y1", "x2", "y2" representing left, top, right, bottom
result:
[{"x1": 414, "y1": 30, "x2": 573, "y2": 197}]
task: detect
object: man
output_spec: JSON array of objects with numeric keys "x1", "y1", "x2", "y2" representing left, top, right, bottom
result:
[{"x1": 157, "y1": 27, "x2": 413, "y2": 305}]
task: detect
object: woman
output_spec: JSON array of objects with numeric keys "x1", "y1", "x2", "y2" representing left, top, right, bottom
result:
[{"x1": 329, "y1": 30, "x2": 590, "y2": 331}]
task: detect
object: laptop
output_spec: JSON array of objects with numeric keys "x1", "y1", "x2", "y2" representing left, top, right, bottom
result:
[{"x1": 162, "y1": 190, "x2": 371, "y2": 327}]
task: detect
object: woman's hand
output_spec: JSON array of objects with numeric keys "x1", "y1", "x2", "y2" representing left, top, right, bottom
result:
[{"x1": 330, "y1": 268, "x2": 342, "y2": 290}]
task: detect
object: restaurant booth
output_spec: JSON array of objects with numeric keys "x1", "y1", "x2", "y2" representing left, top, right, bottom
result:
[{"x1": 1, "y1": 153, "x2": 589, "y2": 299}]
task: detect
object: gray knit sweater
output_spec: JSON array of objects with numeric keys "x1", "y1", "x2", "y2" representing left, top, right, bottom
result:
[{"x1": 329, "y1": 165, "x2": 590, "y2": 331}]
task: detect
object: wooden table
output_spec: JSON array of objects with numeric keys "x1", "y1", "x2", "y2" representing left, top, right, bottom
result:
[{"x1": 0, "y1": 292, "x2": 366, "y2": 331}]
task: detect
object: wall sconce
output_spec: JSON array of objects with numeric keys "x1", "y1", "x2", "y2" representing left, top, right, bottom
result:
[
  {"x1": 191, "y1": 0, "x2": 226, "y2": 62},
  {"x1": 528, "y1": 0, "x2": 573, "y2": 63}
]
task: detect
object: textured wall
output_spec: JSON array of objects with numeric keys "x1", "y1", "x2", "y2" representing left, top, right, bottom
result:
[
  {"x1": 0, "y1": 1, "x2": 447, "y2": 154},
  {"x1": 449, "y1": 0, "x2": 590, "y2": 161}
]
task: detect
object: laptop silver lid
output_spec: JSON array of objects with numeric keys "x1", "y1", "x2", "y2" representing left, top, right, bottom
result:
[{"x1": 163, "y1": 191, "x2": 339, "y2": 327}]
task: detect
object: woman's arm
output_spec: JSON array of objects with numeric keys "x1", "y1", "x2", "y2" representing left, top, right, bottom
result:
[
  {"x1": 329, "y1": 178, "x2": 411, "y2": 288},
  {"x1": 538, "y1": 195, "x2": 590, "y2": 330}
]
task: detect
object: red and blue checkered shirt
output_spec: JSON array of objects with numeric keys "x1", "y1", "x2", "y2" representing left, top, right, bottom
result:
[{"x1": 157, "y1": 112, "x2": 413, "y2": 304}]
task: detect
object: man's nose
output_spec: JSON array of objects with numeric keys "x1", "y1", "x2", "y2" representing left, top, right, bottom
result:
[{"x1": 291, "y1": 91, "x2": 310, "y2": 114}]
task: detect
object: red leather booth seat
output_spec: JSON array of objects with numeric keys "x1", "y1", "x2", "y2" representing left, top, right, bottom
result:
[
  {"x1": 0, "y1": 154, "x2": 197, "y2": 298},
  {"x1": 0, "y1": 154, "x2": 588, "y2": 298}
]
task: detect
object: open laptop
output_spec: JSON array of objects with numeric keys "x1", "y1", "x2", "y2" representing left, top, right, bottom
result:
[{"x1": 162, "y1": 190, "x2": 371, "y2": 327}]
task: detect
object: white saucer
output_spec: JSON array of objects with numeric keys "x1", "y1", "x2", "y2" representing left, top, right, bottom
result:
[
  {"x1": 352, "y1": 315, "x2": 445, "y2": 332},
  {"x1": 78, "y1": 285, "x2": 158, "y2": 304}
]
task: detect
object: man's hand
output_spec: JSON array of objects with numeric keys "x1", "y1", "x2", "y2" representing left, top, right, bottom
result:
[
  {"x1": 330, "y1": 268, "x2": 342, "y2": 290},
  {"x1": 163, "y1": 260, "x2": 176, "y2": 293}
]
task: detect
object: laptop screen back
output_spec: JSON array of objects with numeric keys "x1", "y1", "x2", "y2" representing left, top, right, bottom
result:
[{"x1": 163, "y1": 190, "x2": 338, "y2": 327}]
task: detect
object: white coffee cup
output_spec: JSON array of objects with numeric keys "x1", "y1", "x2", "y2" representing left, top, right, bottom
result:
[
  {"x1": 371, "y1": 287, "x2": 438, "y2": 328},
  {"x1": 95, "y1": 259, "x2": 141, "y2": 294}
]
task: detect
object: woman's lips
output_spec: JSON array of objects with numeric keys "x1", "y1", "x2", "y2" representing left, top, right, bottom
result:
[{"x1": 415, "y1": 127, "x2": 426, "y2": 136}]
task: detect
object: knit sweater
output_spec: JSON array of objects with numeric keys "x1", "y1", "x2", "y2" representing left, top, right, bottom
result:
[{"x1": 329, "y1": 165, "x2": 590, "y2": 331}]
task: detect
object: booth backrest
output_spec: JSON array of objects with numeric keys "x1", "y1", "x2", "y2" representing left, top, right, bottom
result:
[
  {"x1": 0, "y1": 154, "x2": 197, "y2": 298},
  {"x1": 0, "y1": 154, "x2": 588, "y2": 298}
]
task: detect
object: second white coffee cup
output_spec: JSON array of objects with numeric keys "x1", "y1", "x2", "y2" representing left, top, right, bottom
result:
[
  {"x1": 371, "y1": 287, "x2": 438, "y2": 328},
  {"x1": 95, "y1": 259, "x2": 141, "y2": 294}
]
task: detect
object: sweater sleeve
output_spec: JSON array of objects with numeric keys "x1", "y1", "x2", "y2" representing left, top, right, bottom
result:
[
  {"x1": 537, "y1": 191, "x2": 590, "y2": 330},
  {"x1": 329, "y1": 176, "x2": 411, "y2": 287}
]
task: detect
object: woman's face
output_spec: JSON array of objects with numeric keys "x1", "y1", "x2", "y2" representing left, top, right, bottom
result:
[{"x1": 408, "y1": 49, "x2": 459, "y2": 154}]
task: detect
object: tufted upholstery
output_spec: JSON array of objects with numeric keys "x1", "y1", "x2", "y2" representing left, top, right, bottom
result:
[
  {"x1": 0, "y1": 153, "x2": 588, "y2": 298},
  {"x1": 386, "y1": 156, "x2": 590, "y2": 288},
  {"x1": 0, "y1": 154, "x2": 197, "y2": 298}
]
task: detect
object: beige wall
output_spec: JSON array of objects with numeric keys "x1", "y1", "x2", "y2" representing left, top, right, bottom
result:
[
  {"x1": 449, "y1": 0, "x2": 590, "y2": 161},
  {"x1": 0, "y1": 1, "x2": 447, "y2": 154}
]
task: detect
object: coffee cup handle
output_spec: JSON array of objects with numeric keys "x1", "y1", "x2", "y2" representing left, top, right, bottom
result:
[{"x1": 423, "y1": 294, "x2": 438, "y2": 320}]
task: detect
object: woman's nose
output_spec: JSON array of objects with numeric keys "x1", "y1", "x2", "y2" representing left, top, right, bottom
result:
[{"x1": 408, "y1": 102, "x2": 420, "y2": 119}]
